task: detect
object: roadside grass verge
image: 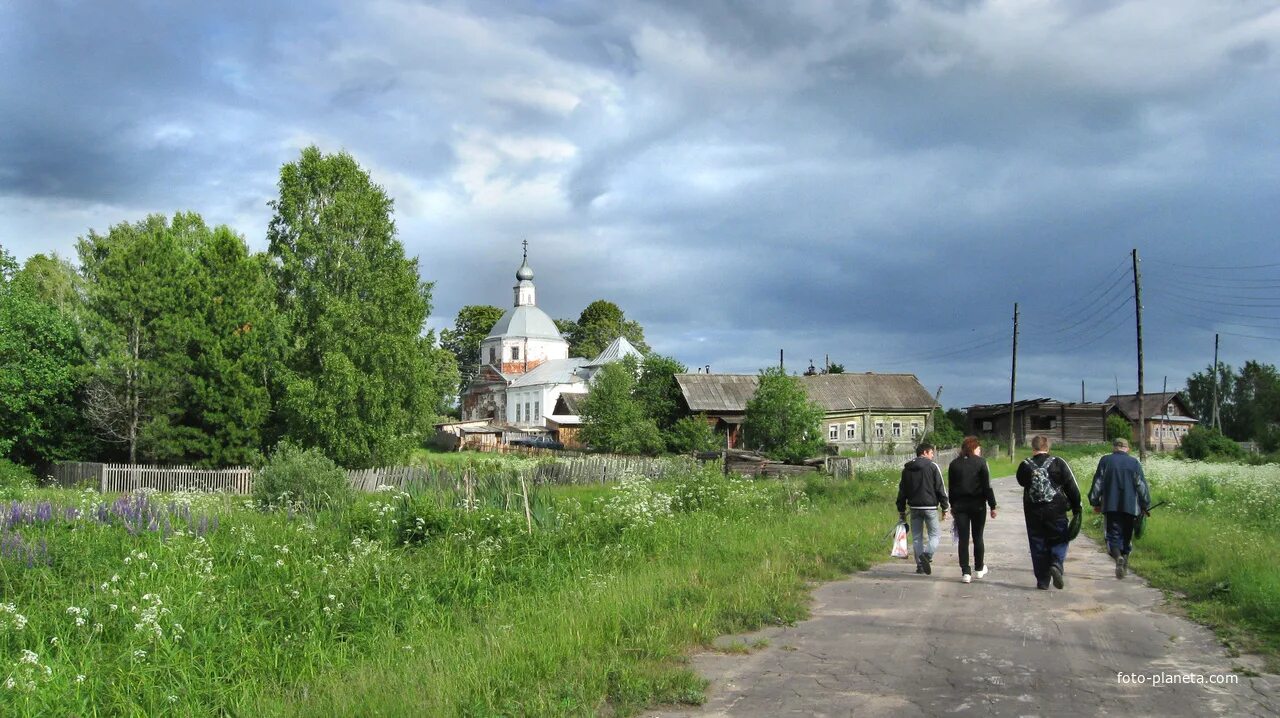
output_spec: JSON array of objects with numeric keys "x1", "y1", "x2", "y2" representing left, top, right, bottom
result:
[
  {"x1": 261, "y1": 475, "x2": 897, "y2": 716},
  {"x1": 1076, "y1": 455, "x2": 1280, "y2": 671},
  {"x1": 0, "y1": 466, "x2": 898, "y2": 715}
]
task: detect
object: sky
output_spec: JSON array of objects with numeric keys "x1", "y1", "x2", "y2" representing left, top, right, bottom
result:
[{"x1": 2, "y1": 0, "x2": 1278, "y2": 409}]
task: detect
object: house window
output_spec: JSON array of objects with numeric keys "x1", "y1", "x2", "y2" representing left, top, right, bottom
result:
[
  {"x1": 512, "y1": 346, "x2": 520, "y2": 361},
  {"x1": 534, "y1": 401, "x2": 540, "y2": 421},
  {"x1": 515, "y1": 403, "x2": 522, "y2": 423},
  {"x1": 525, "y1": 402, "x2": 531, "y2": 422},
  {"x1": 911, "y1": 422, "x2": 921, "y2": 438},
  {"x1": 892, "y1": 422, "x2": 902, "y2": 438},
  {"x1": 875, "y1": 422, "x2": 885, "y2": 439},
  {"x1": 846, "y1": 422, "x2": 857, "y2": 440},
  {"x1": 829, "y1": 424, "x2": 839, "y2": 441},
  {"x1": 981, "y1": 420, "x2": 993, "y2": 432},
  {"x1": 489, "y1": 347, "x2": 496, "y2": 364},
  {"x1": 1030, "y1": 415, "x2": 1056, "y2": 430}
]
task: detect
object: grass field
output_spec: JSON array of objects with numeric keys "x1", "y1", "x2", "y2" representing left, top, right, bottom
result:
[
  {"x1": 0, "y1": 464, "x2": 902, "y2": 715},
  {"x1": 1074, "y1": 454, "x2": 1280, "y2": 671}
]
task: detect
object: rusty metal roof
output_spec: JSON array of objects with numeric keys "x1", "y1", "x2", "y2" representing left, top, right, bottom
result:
[{"x1": 675, "y1": 372, "x2": 936, "y2": 413}]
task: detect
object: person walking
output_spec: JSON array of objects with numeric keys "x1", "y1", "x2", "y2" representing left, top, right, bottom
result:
[
  {"x1": 1016, "y1": 435, "x2": 1082, "y2": 590},
  {"x1": 1089, "y1": 437, "x2": 1151, "y2": 579},
  {"x1": 897, "y1": 442, "x2": 949, "y2": 575},
  {"x1": 948, "y1": 436, "x2": 997, "y2": 583}
]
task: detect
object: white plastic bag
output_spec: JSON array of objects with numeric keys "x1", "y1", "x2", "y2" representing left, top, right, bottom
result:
[{"x1": 891, "y1": 522, "x2": 910, "y2": 558}]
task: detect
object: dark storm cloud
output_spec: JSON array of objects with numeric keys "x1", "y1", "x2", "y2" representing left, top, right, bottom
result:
[{"x1": 3, "y1": 0, "x2": 1278, "y2": 407}]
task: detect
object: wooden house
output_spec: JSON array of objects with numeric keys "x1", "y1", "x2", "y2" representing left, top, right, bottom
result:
[
  {"x1": 966, "y1": 398, "x2": 1110, "y2": 447},
  {"x1": 674, "y1": 372, "x2": 937, "y2": 451},
  {"x1": 1105, "y1": 392, "x2": 1198, "y2": 451}
]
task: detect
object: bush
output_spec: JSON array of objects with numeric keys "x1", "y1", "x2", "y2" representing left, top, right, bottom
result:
[
  {"x1": 0, "y1": 458, "x2": 36, "y2": 489},
  {"x1": 1257, "y1": 425, "x2": 1280, "y2": 454},
  {"x1": 666, "y1": 414, "x2": 719, "y2": 454},
  {"x1": 1179, "y1": 426, "x2": 1246, "y2": 461},
  {"x1": 1106, "y1": 415, "x2": 1132, "y2": 442},
  {"x1": 254, "y1": 442, "x2": 352, "y2": 510}
]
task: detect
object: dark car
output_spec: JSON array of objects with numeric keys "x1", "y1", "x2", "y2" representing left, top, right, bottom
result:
[{"x1": 509, "y1": 436, "x2": 563, "y2": 450}]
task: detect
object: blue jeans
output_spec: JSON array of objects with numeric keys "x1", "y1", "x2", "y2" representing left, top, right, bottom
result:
[
  {"x1": 1105, "y1": 512, "x2": 1137, "y2": 557},
  {"x1": 910, "y1": 508, "x2": 941, "y2": 559},
  {"x1": 1026, "y1": 513, "x2": 1070, "y2": 584}
]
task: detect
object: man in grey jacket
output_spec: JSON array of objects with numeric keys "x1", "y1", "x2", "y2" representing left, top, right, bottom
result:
[
  {"x1": 1088, "y1": 437, "x2": 1151, "y2": 579},
  {"x1": 897, "y1": 443, "x2": 949, "y2": 575}
]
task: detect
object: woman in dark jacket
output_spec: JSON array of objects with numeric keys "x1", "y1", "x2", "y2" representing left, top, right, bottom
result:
[{"x1": 948, "y1": 436, "x2": 998, "y2": 583}]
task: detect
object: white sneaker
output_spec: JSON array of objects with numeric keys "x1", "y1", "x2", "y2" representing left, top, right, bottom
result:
[
  {"x1": 975, "y1": 566, "x2": 988, "y2": 579},
  {"x1": 961, "y1": 574, "x2": 972, "y2": 584}
]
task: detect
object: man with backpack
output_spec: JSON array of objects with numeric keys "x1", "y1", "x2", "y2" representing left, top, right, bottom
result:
[
  {"x1": 1016, "y1": 435, "x2": 1082, "y2": 590},
  {"x1": 897, "y1": 442, "x2": 949, "y2": 575},
  {"x1": 1089, "y1": 437, "x2": 1151, "y2": 579}
]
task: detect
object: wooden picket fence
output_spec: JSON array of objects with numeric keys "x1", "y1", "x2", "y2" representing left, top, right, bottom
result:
[{"x1": 99, "y1": 463, "x2": 255, "y2": 494}]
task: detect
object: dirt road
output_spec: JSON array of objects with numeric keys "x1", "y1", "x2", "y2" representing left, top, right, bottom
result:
[{"x1": 648, "y1": 477, "x2": 1279, "y2": 717}]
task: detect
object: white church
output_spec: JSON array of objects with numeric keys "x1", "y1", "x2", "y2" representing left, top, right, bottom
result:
[{"x1": 455, "y1": 245, "x2": 641, "y2": 443}]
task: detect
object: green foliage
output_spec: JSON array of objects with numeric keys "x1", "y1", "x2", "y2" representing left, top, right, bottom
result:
[
  {"x1": 567, "y1": 300, "x2": 649, "y2": 358},
  {"x1": 1179, "y1": 426, "x2": 1246, "y2": 461},
  {"x1": 945, "y1": 408, "x2": 967, "y2": 432},
  {"x1": 16, "y1": 253, "x2": 83, "y2": 318},
  {"x1": 743, "y1": 367, "x2": 826, "y2": 463},
  {"x1": 922, "y1": 407, "x2": 962, "y2": 448},
  {"x1": 77, "y1": 214, "x2": 199, "y2": 462},
  {"x1": 634, "y1": 354, "x2": 687, "y2": 433},
  {"x1": 667, "y1": 415, "x2": 719, "y2": 454},
  {"x1": 77, "y1": 214, "x2": 279, "y2": 466},
  {"x1": 825, "y1": 362, "x2": 845, "y2": 374},
  {"x1": 0, "y1": 246, "x2": 88, "y2": 464},
  {"x1": 253, "y1": 441, "x2": 352, "y2": 510},
  {"x1": 1186, "y1": 360, "x2": 1280, "y2": 443},
  {"x1": 268, "y1": 146, "x2": 458, "y2": 468},
  {"x1": 440, "y1": 304, "x2": 505, "y2": 377},
  {"x1": 579, "y1": 357, "x2": 664, "y2": 455},
  {"x1": 1106, "y1": 414, "x2": 1132, "y2": 442},
  {"x1": 0, "y1": 458, "x2": 37, "y2": 489}
]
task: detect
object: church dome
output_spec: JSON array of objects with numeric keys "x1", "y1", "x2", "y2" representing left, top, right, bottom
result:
[
  {"x1": 516, "y1": 258, "x2": 534, "y2": 281},
  {"x1": 485, "y1": 305, "x2": 564, "y2": 342}
]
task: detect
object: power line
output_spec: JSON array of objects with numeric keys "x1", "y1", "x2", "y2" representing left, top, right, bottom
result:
[{"x1": 1146, "y1": 258, "x2": 1280, "y2": 270}]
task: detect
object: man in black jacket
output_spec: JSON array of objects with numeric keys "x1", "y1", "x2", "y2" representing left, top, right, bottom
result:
[
  {"x1": 1016, "y1": 435, "x2": 1082, "y2": 590},
  {"x1": 897, "y1": 442, "x2": 950, "y2": 575}
]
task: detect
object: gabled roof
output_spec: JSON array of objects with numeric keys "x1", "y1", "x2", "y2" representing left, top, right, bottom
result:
[
  {"x1": 553, "y1": 392, "x2": 586, "y2": 415},
  {"x1": 675, "y1": 372, "x2": 936, "y2": 414},
  {"x1": 1105, "y1": 392, "x2": 1196, "y2": 421},
  {"x1": 508, "y1": 358, "x2": 590, "y2": 388},
  {"x1": 587, "y1": 336, "x2": 643, "y2": 366}
]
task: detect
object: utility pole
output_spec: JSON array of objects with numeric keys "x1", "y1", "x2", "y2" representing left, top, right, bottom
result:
[
  {"x1": 1160, "y1": 375, "x2": 1169, "y2": 453},
  {"x1": 1132, "y1": 248, "x2": 1146, "y2": 461},
  {"x1": 1212, "y1": 333, "x2": 1221, "y2": 431},
  {"x1": 1081, "y1": 380, "x2": 1086, "y2": 404},
  {"x1": 1009, "y1": 302, "x2": 1019, "y2": 460},
  {"x1": 779, "y1": 349, "x2": 784, "y2": 372}
]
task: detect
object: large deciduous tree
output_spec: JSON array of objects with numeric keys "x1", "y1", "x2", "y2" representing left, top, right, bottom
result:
[
  {"x1": 578, "y1": 357, "x2": 664, "y2": 455},
  {"x1": 441, "y1": 304, "x2": 504, "y2": 379},
  {"x1": 632, "y1": 353, "x2": 687, "y2": 440},
  {"x1": 268, "y1": 146, "x2": 456, "y2": 468},
  {"x1": 0, "y1": 246, "x2": 86, "y2": 464},
  {"x1": 567, "y1": 300, "x2": 649, "y2": 358},
  {"x1": 743, "y1": 367, "x2": 826, "y2": 463}
]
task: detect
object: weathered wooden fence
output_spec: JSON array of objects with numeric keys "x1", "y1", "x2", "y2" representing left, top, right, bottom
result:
[
  {"x1": 99, "y1": 464, "x2": 255, "y2": 494},
  {"x1": 42, "y1": 461, "x2": 104, "y2": 488}
]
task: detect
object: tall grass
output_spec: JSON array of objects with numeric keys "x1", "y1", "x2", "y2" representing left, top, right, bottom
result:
[{"x1": 0, "y1": 465, "x2": 900, "y2": 715}]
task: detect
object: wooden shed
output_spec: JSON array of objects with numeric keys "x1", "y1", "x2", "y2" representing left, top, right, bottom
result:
[{"x1": 966, "y1": 398, "x2": 1110, "y2": 447}]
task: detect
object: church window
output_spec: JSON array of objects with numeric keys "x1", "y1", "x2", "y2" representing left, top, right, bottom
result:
[
  {"x1": 512, "y1": 346, "x2": 520, "y2": 361},
  {"x1": 489, "y1": 347, "x2": 496, "y2": 364},
  {"x1": 515, "y1": 403, "x2": 522, "y2": 423},
  {"x1": 534, "y1": 401, "x2": 540, "y2": 420},
  {"x1": 525, "y1": 402, "x2": 531, "y2": 422}
]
